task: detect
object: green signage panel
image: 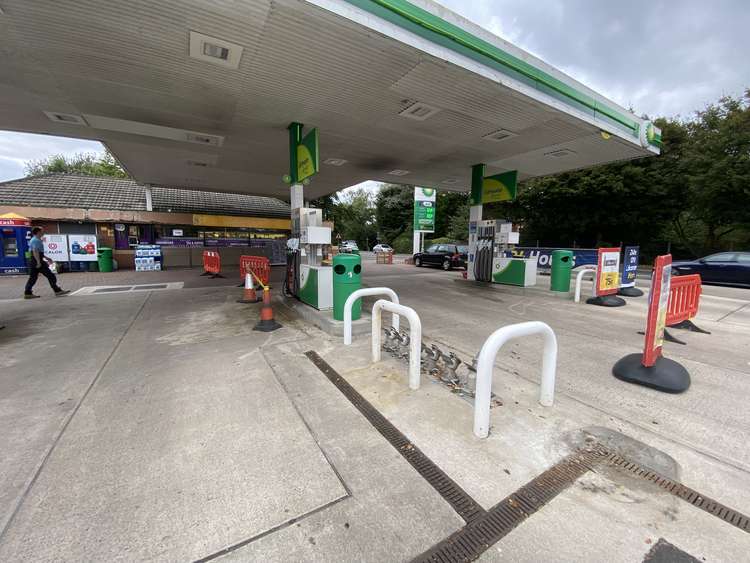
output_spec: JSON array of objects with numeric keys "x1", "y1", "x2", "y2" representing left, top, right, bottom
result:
[
  {"x1": 413, "y1": 187, "x2": 436, "y2": 232},
  {"x1": 482, "y1": 170, "x2": 517, "y2": 203},
  {"x1": 297, "y1": 128, "x2": 319, "y2": 183}
]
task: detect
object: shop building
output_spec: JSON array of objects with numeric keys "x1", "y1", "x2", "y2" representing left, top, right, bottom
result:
[{"x1": 0, "y1": 174, "x2": 291, "y2": 271}]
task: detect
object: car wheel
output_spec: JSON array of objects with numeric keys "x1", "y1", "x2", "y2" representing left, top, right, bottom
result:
[
  {"x1": 415, "y1": 257, "x2": 422, "y2": 267},
  {"x1": 442, "y1": 259, "x2": 452, "y2": 271}
]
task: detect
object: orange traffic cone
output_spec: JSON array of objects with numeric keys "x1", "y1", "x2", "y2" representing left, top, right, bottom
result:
[
  {"x1": 254, "y1": 287, "x2": 282, "y2": 332},
  {"x1": 237, "y1": 273, "x2": 259, "y2": 303}
]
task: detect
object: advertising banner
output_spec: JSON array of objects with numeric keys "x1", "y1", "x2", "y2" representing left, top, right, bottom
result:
[
  {"x1": 68, "y1": 234, "x2": 98, "y2": 261},
  {"x1": 413, "y1": 187, "x2": 436, "y2": 233},
  {"x1": 642, "y1": 255, "x2": 672, "y2": 366},
  {"x1": 621, "y1": 246, "x2": 640, "y2": 288},
  {"x1": 595, "y1": 247, "x2": 621, "y2": 296},
  {"x1": 504, "y1": 247, "x2": 598, "y2": 270},
  {"x1": 43, "y1": 234, "x2": 69, "y2": 262}
]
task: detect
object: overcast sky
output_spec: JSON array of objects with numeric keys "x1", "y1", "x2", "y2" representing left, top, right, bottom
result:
[{"x1": 1, "y1": 0, "x2": 747, "y2": 184}]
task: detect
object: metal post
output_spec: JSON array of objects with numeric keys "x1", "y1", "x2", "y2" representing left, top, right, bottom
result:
[
  {"x1": 371, "y1": 299, "x2": 422, "y2": 390},
  {"x1": 574, "y1": 268, "x2": 597, "y2": 303},
  {"x1": 344, "y1": 287, "x2": 400, "y2": 345},
  {"x1": 474, "y1": 321, "x2": 557, "y2": 438}
]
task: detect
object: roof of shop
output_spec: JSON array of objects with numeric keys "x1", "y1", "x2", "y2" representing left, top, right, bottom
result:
[{"x1": 0, "y1": 174, "x2": 291, "y2": 218}]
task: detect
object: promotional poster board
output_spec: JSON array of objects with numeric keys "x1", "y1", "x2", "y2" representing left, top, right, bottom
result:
[
  {"x1": 595, "y1": 247, "x2": 621, "y2": 296},
  {"x1": 68, "y1": 234, "x2": 98, "y2": 261},
  {"x1": 621, "y1": 246, "x2": 640, "y2": 288},
  {"x1": 43, "y1": 234, "x2": 69, "y2": 262},
  {"x1": 413, "y1": 187, "x2": 436, "y2": 232},
  {"x1": 505, "y1": 247, "x2": 598, "y2": 270},
  {"x1": 642, "y1": 255, "x2": 672, "y2": 366}
]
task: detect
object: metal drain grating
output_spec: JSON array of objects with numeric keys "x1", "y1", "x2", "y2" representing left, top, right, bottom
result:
[
  {"x1": 305, "y1": 351, "x2": 485, "y2": 524},
  {"x1": 413, "y1": 448, "x2": 603, "y2": 562},
  {"x1": 133, "y1": 284, "x2": 168, "y2": 290},
  {"x1": 601, "y1": 451, "x2": 750, "y2": 533},
  {"x1": 93, "y1": 286, "x2": 133, "y2": 293}
]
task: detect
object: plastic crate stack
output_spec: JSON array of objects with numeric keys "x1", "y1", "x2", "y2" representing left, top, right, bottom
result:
[{"x1": 135, "y1": 244, "x2": 163, "y2": 271}]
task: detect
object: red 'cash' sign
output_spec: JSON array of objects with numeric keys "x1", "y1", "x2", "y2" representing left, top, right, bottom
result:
[{"x1": 642, "y1": 255, "x2": 672, "y2": 367}]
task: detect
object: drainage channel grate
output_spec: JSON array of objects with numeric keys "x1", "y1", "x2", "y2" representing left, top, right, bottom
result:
[
  {"x1": 602, "y1": 452, "x2": 750, "y2": 534},
  {"x1": 305, "y1": 351, "x2": 749, "y2": 561},
  {"x1": 93, "y1": 286, "x2": 133, "y2": 293},
  {"x1": 413, "y1": 448, "x2": 604, "y2": 562},
  {"x1": 133, "y1": 284, "x2": 168, "y2": 291},
  {"x1": 305, "y1": 351, "x2": 485, "y2": 524}
]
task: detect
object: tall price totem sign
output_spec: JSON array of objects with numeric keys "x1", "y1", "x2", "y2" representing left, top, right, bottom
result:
[
  {"x1": 413, "y1": 187, "x2": 436, "y2": 232},
  {"x1": 595, "y1": 247, "x2": 621, "y2": 296},
  {"x1": 643, "y1": 255, "x2": 672, "y2": 366}
]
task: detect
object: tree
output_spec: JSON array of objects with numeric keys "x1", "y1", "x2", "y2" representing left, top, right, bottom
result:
[
  {"x1": 679, "y1": 91, "x2": 750, "y2": 252},
  {"x1": 334, "y1": 188, "x2": 378, "y2": 250},
  {"x1": 25, "y1": 149, "x2": 128, "y2": 178},
  {"x1": 374, "y1": 184, "x2": 413, "y2": 243}
]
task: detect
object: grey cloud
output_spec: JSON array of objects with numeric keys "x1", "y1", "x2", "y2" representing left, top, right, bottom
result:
[
  {"x1": 439, "y1": 0, "x2": 749, "y2": 118},
  {"x1": 0, "y1": 132, "x2": 104, "y2": 182}
]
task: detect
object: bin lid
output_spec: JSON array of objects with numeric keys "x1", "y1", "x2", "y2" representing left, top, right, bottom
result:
[
  {"x1": 332, "y1": 253, "x2": 361, "y2": 265},
  {"x1": 551, "y1": 249, "x2": 574, "y2": 256},
  {"x1": 98, "y1": 247, "x2": 113, "y2": 251}
]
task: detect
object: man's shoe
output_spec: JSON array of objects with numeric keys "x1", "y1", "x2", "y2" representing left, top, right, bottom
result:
[
  {"x1": 54, "y1": 290, "x2": 71, "y2": 296},
  {"x1": 24, "y1": 294, "x2": 40, "y2": 299}
]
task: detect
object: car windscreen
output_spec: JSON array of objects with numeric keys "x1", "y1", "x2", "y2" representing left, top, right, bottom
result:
[{"x1": 457, "y1": 246, "x2": 467, "y2": 253}]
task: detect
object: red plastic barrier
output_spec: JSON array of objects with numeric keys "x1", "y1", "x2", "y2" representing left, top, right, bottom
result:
[
  {"x1": 240, "y1": 255, "x2": 270, "y2": 287},
  {"x1": 202, "y1": 250, "x2": 222, "y2": 275},
  {"x1": 666, "y1": 274, "x2": 702, "y2": 326}
]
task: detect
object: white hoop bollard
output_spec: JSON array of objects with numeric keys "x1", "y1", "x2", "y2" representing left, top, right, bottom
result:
[
  {"x1": 474, "y1": 321, "x2": 557, "y2": 439},
  {"x1": 574, "y1": 267, "x2": 597, "y2": 303},
  {"x1": 371, "y1": 300, "x2": 421, "y2": 390},
  {"x1": 343, "y1": 287, "x2": 399, "y2": 345}
]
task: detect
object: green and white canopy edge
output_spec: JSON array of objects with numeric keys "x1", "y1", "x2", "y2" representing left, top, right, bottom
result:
[{"x1": 0, "y1": 0, "x2": 659, "y2": 199}]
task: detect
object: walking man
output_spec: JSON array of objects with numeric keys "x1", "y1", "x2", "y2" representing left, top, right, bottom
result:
[{"x1": 24, "y1": 227, "x2": 69, "y2": 299}]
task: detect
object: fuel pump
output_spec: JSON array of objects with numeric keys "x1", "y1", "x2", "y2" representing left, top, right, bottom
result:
[{"x1": 468, "y1": 219, "x2": 496, "y2": 282}]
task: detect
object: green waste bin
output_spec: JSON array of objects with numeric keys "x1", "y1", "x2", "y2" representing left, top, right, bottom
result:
[
  {"x1": 97, "y1": 247, "x2": 114, "y2": 273},
  {"x1": 332, "y1": 253, "x2": 362, "y2": 321},
  {"x1": 550, "y1": 250, "x2": 573, "y2": 292}
]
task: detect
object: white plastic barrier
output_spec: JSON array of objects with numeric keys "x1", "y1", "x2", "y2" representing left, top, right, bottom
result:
[
  {"x1": 371, "y1": 300, "x2": 421, "y2": 390},
  {"x1": 574, "y1": 267, "x2": 597, "y2": 303},
  {"x1": 474, "y1": 321, "x2": 557, "y2": 438},
  {"x1": 343, "y1": 287, "x2": 399, "y2": 345}
]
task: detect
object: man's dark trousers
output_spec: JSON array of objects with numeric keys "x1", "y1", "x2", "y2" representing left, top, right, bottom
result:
[{"x1": 25, "y1": 262, "x2": 61, "y2": 295}]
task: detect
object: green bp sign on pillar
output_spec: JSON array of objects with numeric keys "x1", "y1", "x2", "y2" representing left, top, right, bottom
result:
[
  {"x1": 413, "y1": 187, "x2": 436, "y2": 232},
  {"x1": 470, "y1": 168, "x2": 518, "y2": 205},
  {"x1": 285, "y1": 122, "x2": 319, "y2": 185}
]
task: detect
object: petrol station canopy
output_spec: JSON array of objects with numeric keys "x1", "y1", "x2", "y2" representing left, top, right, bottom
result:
[{"x1": 0, "y1": 0, "x2": 660, "y2": 200}]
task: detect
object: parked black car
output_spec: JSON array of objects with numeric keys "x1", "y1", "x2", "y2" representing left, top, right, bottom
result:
[
  {"x1": 414, "y1": 244, "x2": 468, "y2": 270},
  {"x1": 672, "y1": 251, "x2": 750, "y2": 287}
]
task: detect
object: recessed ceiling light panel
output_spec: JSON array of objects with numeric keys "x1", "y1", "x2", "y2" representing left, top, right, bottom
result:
[
  {"x1": 43, "y1": 111, "x2": 88, "y2": 126},
  {"x1": 323, "y1": 158, "x2": 348, "y2": 166},
  {"x1": 189, "y1": 31, "x2": 243, "y2": 69},
  {"x1": 482, "y1": 129, "x2": 517, "y2": 142},
  {"x1": 398, "y1": 102, "x2": 440, "y2": 121},
  {"x1": 83, "y1": 114, "x2": 224, "y2": 147},
  {"x1": 387, "y1": 169, "x2": 410, "y2": 176}
]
